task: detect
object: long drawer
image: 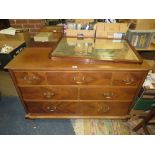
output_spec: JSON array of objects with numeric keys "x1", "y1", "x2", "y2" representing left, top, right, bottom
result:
[
  {"x1": 19, "y1": 86, "x2": 78, "y2": 100},
  {"x1": 80, "y1": 87, "x2": 137, "y2": 100},
  {"x1": 25, "y1": 101, "x2": 131, "y2": 116}
]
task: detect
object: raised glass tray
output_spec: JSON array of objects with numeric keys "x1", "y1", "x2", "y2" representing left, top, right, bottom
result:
[{"x1": 50, "y1": 37, "x2": 143, "y2": 63}]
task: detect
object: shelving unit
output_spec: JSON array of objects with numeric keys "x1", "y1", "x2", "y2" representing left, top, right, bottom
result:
[{"x1": 136, "y1": 43, "x2": 155, "y2": 51}]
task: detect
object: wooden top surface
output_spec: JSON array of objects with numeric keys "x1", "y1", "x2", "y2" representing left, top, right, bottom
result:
[{"x1": 5, "y1": 47, "x2": 151, "y2": 71}]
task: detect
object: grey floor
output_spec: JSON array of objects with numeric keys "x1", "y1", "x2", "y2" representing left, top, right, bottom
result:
[{"x1": 0, "y1": 71, "x2": 18, "y2": 96}]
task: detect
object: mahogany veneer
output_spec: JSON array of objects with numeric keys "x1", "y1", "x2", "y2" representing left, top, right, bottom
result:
[{"x1": 5, "y1": 47, "x2": 151, "y2": 119}]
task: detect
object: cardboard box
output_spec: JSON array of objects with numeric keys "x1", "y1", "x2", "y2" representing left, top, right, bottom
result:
[
  {"x1": 39, "y1": 26, "x2": 64, "y2": 33},
  {"x1": 34, "y1": 32, "x2": 53, "y2": 42},
  {"x1": 94, "y1": 39, "x2": 124, "y2": 49},
  {"x1": 66, "y1": 37, "x2": 94, "y2": 45},
  {"x1": 96, "y1": 23, "x2": 129, "y2": 38},
  {"x1": 0, "y1": 29, "x2": 30, "y2": 43},
  {"x1": 66, "y1": 29, "x2": 95, "y2": 37},
  {"x1": 75, "y1": 19, "x2": 94, "y2": 24},
  {"x1": 39, "y1": 26, "x2": 63, "y2": 41},
  {"x1": 135, "y1": 19, "x2": 155, "y2": 30}
]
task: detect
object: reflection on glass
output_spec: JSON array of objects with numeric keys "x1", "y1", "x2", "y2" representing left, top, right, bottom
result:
[{"x1": 51, "y1": 37, "x2": 139, "y2": 62}]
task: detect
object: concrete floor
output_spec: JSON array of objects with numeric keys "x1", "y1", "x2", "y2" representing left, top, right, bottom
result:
[{"x1": 0, "y1": 71, "x2": 18, "y2": 96}]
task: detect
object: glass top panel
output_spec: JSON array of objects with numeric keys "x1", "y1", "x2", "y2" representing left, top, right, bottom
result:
[{"x1": 51, "y1": 37, "x2": 140, "y2": 62}]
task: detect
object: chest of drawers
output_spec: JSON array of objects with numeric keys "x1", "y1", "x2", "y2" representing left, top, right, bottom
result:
[{"x1": 5, "y1": 48, "x2": 150, "y2": 119}]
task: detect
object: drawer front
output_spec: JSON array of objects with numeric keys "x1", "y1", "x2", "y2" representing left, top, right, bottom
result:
[
  {"x1": 46, "y1": 71, "x2": 112, "y2": 85},
  {"x1": 46, "y1": 72, "x2": 78, "y2": 85},
  {"x1": 112, "y1": 71, "x2": 146, "y2": 86},
  {"x1": 20, "y1": 87, "x2": 78, "y2": 100},
  {"x1": 14, "y1": 72, "x2": 47, "y2": 85},
  {"x1": 80, "y1": 87, "x2": 137, "y2": 100},
  {"x1": 79, "y1": 72, "x2": 112, "y2": 85},
  {"x1": 25, "y1": 101, "x2": 80, "y2": 114},
  {"x1": 80, "y1": 101, "x2": 131, "y2": 116},
  {"x1": 25, "y1": 101, "x2": 131, "y2": 116}
]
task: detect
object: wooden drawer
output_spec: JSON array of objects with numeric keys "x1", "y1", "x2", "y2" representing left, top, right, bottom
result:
[
  {"x1": 25, "y1": 101, "x2": 80, "y2": 114},
  {"x1": 20, "y1": 86, "x2": 78, "y2": 100},
  {"x1": 14, "y1": 71, "x2": 47, "y2": 85},
  {"x1": 25, "y1": 101, "x2": 131, "y2": 116},
  {"x1": 112, "y1": 71, "x2": 146, "y2": 86},
  {"x1": 80, "y1": 87, "x2": 137, "y2": 100},
  {"x1": 79, "y1": 71, "x2": 112, "y2": 85},
  {"x1": 46, "y1": 71, "x2": 112, "y2": 85},
  {"x1": 46, "y1": 72, "x2": 78, "y2": 85}
]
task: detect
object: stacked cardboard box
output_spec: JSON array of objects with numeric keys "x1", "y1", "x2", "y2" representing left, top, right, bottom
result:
[{"x1": 96, "y1": 23, "x2": 129, "y2": 38}]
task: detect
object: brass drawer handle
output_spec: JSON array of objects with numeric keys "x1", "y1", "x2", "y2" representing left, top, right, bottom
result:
[
  {"x1": 46, "y1": 106, "x2": 57, "y2": 112},
  {"x1": 22, "y1": 76, "x2": 40, "y2": 83},
  {"x1": 73, "y1": 76, "x2": 85, "y2": 84},
  {"x1": 122, "y1": 79, "x2": 134, "y2": 85},
  {"x1": 101, "y1": 104, "x2": 110, "y2": 113},
  {"x1": 43, "y1": 92, "x2": 55, "y2": 99},
  {"x1": 103, "y1": 92, "x2": 114, "y2": 99},
  {"x1": 75, "y1": 81, "x2": 83, "y2": 84},
  {"x1": 30, "y1": 76, "x2": 40, "y2": 81}
]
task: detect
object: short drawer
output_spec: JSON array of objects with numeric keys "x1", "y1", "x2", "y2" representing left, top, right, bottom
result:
[
  {"x1": 112, "y1": 71, "x2": 146, "y2": 86},
  {"x1": 25, "y1": 101, "x2": 131, "y2": 116},
  {"x1": 79, "y1": 71, "x2": 112, "y2": 85},
  {"x1": 20, "y1": 86, "x2": 78, "y2": 100},
  {"x1": 14, "y1": 71, "x2": 47, "y2": 85},
  {"x1": 80, "y1": 87, "x2": 137, "y2": 100},
  {"x1": 46, "y1": 72, "x2": 78, "y2": 85},
  {"x1": 46, "y1": 71, "x2": 112, "y2": 85}
]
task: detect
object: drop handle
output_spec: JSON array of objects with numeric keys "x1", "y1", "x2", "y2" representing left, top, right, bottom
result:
[
  {"x1": 46, "y1": 106, "x2": 57, "y2": 112},
  {"x1": 122, "y1": 78, "x2": 134, "y2": 85},
  {"x1": 100, "y1": 104, "x2": 110, "y2": 113},
  {"x1": 43, "y1": 92, "x2": 55, "y2": 99},
  {"x1": 30, "y1": 76, "x2": 40, "y2": 80},
  {"x1": 22, "y1": 75, "x2": 40, "y2": 83},
  {"x1": 103, "y1": 92, "x2": 114, "y2": 99},
  {"x1": 73, "y1": 76, "x2": 85, "y2": 84}
]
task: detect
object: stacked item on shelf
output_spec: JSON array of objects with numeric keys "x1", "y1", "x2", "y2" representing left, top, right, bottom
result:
[
  {"x1": 127, "y1": 29, "x2": 155, "y2": 49},
  {"x1": 65, "y1": 19, "x2": 96, "y2": 38},
  {"x1": 152, "y1": 33, "x2": 155, "y2": 45},
  {"x1": 133, "y1": 71, "x2": 155, "y2": 111}
]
